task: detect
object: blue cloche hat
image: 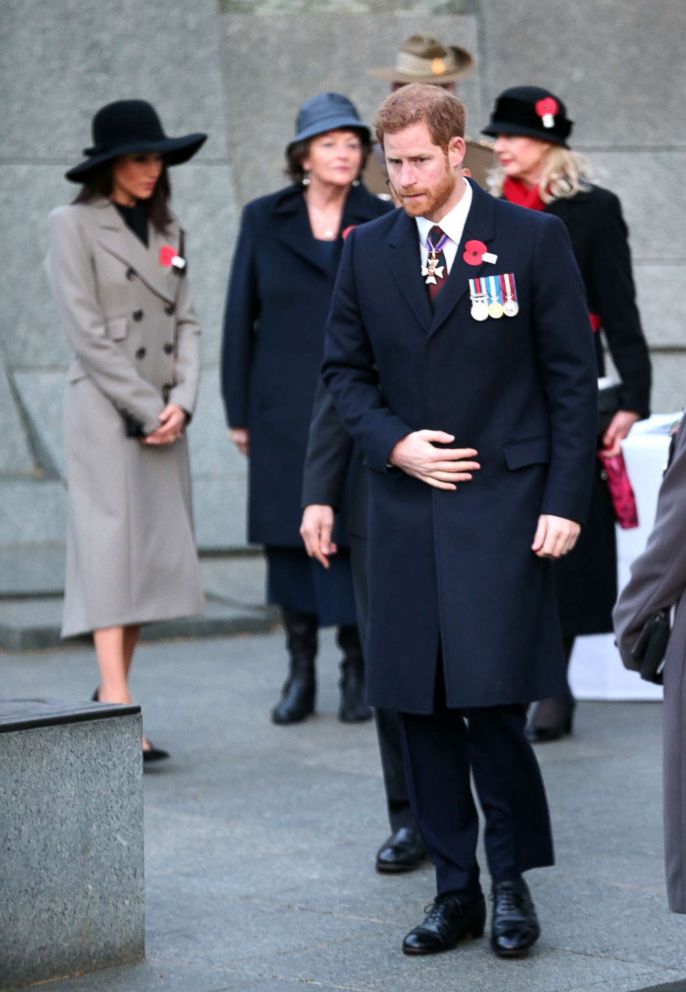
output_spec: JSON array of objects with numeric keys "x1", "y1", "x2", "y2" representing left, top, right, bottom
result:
[{"x1": 288, "y1": 92, "x2": 370, "y2": 148}]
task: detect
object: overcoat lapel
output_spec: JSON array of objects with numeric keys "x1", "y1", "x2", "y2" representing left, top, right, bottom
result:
[
  {"x1": 275, "y1": 184, "x2": 388, "y2": 277},
  {"x1": 93, "y1": 199, "x2": 177, "y2": 303},
  {"x1": 430, "y1": 180, "x2": 496, "y2": 337},
  {"x1": 387, "y1": 209, "x2": 433, "y2": 332}
]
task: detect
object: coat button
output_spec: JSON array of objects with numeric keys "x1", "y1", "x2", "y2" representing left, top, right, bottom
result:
[
  {"x1": 163, "y1": 343, "x2": 174, "y2": 354},
  {"x1": 132, "y1": 309, "x2": 144, "y2": 321},
  {"x1": 135, "y1": 347, "x2": 146, "y2": 360},
  {"x1": 164, "y1": 303, "x2": 176, "y2": 316},
  {"x1": 126, "y1": 267, "x2": 136, "y2": 281}
]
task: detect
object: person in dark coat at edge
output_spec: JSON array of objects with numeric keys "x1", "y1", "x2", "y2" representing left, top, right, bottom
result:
[
  {"x1": 221, "y1": 93, "x2": 392, "y2": 725},
  {"x1": 322, "y1": 84, "x2": 598, "y2": 958},
  {"x1": 613, "y1": 417, "x2": 686, "y2": 915},
  {"x1": 301, "y1": 376, "x2": 426, "y2": 872},
  {"x1": 482, "y1": 86, "x2": 652, "y2": 741}
]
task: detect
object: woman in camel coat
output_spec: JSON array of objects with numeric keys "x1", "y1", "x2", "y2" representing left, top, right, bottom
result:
[{"x1": 46, "y1": 100, "x2": 206, "y2": 760}]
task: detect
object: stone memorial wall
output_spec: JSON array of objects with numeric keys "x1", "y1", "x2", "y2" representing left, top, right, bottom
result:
[{"x1": 1, "y1": 0, "x2": 683, "y2": 560}]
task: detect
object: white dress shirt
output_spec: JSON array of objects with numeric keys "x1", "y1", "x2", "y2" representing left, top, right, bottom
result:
[{"x1": 415, "y1": 179, "x2": 473, "y2": 275}]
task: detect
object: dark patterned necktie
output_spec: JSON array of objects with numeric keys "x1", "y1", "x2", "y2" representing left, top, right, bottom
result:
[{"x1": 424, "y1": 225, "x2": 448, "y2": 305}]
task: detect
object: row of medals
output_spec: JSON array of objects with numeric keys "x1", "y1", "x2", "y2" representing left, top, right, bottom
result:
[{"x1": 471, "y1": 294, "x2": 519, "y2": 321}]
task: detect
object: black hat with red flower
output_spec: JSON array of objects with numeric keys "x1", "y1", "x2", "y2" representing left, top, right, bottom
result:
[{"x1": 481, "y1": 86, "x2": 573, "y2": 147}]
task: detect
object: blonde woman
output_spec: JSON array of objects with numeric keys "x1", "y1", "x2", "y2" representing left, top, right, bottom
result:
[{"x1": 482, "y1": 86, "x2": 651, "y2": 741}]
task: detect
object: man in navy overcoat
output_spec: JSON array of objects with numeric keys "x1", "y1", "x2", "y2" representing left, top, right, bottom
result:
[{"x1": 322, "y1": 84, "x2": 598, "y2": 959}]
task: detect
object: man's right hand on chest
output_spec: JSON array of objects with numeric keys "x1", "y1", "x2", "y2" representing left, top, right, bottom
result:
[{"x1": 389, "y1": 431, "x2": 480, "y2": 491}]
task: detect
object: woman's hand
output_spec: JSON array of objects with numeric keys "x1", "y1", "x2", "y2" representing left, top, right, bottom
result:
[
  {"x1": 602, "y1": 410, "x2": 640, "y2": 456},
  {"x1": 229, "y1": 428, "x2": 249, "y2": 457},
  {"x1": 142, "y1": 404, "x2": 187, "y2": 445}
]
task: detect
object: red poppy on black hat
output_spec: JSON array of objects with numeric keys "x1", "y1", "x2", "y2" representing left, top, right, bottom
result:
[{"x1": 481, "y1": 86, "x2": 573, "y2": 147}]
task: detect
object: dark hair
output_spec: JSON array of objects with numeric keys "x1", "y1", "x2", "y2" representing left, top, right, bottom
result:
[
  {"x1": 375, "y1": 83, "x2": 465, "y2": 150},
  {"x1": 73, "y1": 160, "x2": 173, "y2": 230},
  {"x1": 285, "y1": 129, "x2": 371, "y2": 183}
]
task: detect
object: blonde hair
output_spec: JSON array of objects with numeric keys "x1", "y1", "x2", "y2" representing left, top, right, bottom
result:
[{"x1": 487, "y1": 145, "x2": 591, "y2": 203}]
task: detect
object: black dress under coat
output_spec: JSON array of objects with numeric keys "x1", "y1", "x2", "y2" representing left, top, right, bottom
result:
[{"x1": 544, "y1": 184, "x2": 651, "y2": 636}]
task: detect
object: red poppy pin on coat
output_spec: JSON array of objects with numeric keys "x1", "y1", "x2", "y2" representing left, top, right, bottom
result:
[
  {"x1": 463, "y1": 239, "x2": 498, "y2": 266},
  {"x1": 342, "y1": 225, "x2": 356, "y2": 240},
  {"x1": 159, "y1": 244, "x2": 186, "y2": 270}
]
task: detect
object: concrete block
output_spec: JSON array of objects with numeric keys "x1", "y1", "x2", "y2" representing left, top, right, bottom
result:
[
  {"x1": 480, "y1": 0, "x2": 686, "y2": 146},
  {"x1": 0, "y1": 699, "x2": 144, "y2": 989},
  {"x1": 219, "y1": 12, "x2": 480, "y2": 206},
  {"x1": 193, "y1": 476, "x2": 249, "y2": 549}
]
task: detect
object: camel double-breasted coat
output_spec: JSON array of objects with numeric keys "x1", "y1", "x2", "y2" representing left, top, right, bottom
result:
[{"x1": 46, "y1": 197, "x2": 204, "y2": 637}]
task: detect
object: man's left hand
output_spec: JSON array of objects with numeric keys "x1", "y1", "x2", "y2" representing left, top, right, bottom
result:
[
  {"x1": 300, "y1": 504, "x2": 337, "y2": 569},
  {"x1": 532, "y1": 515, "x2": 580, "y2": 559},
  {"x1": 602, "y1": 410, "x2": 640, "y2": 456}
]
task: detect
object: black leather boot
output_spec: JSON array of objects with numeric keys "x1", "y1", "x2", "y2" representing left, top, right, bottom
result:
[
  {"x1": 271, "y1": 610, "x2": 318, "y2": 725},
  {"x1": 337, "y1": 624, "x2": 372, "y2": 723}
]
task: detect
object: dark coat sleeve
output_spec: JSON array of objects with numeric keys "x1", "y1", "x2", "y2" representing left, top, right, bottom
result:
[
  {"x1": 301, "y1": 377, "x2": 354, "y2": 509},
  {"x1": 220, "y1": 203, "x2": 259, "y2": 427},
  {"x1": 532, "y1": 215, "x2": 599, "y2": 524},
  {"x1": 613, "y1": 421, "x2": 686, "y2": 668},
  {"x1": 585, "y1": 190, "x2": 651, "y2": 417},
  {"x1": 322, "y1": 231, "x2": 414, "y2": 473}
]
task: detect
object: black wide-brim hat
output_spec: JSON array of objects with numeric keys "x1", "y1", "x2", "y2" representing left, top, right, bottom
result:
[
  {"x1": 482, "y1": 85, "x2": 573, "y2": 148},
  {"x1": 66, "y1": 99, "x2": 207, "y2": 183},
  {"x1": 287, "y1": 92, "x2": 370, "y2": 150}
]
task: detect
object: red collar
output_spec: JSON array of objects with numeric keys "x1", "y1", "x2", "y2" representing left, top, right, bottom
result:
[{"x1": 502, "y1": 176, "x2": 546, "y2": 212}]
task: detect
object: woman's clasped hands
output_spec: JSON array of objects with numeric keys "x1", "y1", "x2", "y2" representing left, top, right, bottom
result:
[{"x1": 142, "y1": 403, "x2": 187, "y2": 445}]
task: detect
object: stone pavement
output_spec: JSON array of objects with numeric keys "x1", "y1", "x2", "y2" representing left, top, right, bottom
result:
[{"x1": 2, "y1": 625, "x2": 686, "y2": 992}]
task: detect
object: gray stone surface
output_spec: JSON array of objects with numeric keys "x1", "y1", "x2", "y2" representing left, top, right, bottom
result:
[
  {"x1": 219, "y1": 13, "x2": 481, "y2": 207},
  {"x1": 0, "y1": 706, "x2": 144, "y2": 989},
  {"x1": 0, "y1": 554, "x2": 273, "y2": 651},
  {"x1": 479, "y1": 0, "x2": 686, "y2": 146},
  {"x1": 1, "y1": 632, "x2": 686, "y2": 991},
  {"x1": 1, "y1": 0, "x2": 684, "y2": 563},
  {"x1": 0, "y1": 479, "x2": 67, "y2": 544},
  {"x1": 0, "y1": 364, "x2": 34, "y2": 476}
]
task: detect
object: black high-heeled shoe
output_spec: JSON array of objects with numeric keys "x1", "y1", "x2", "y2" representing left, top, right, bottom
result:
[
  {"x1": 93, "y1": 688, "x2": 169, "y2": 762},
  {"x1": 527, "y1": 696, "x2": 576, "y2": 743}
]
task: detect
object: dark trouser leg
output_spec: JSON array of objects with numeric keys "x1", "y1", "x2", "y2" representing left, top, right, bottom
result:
[
  {"x1": 467, "y1": 705, "x2": 554, "y2": 882},
  {"x1": 271, "y1": 609, "x2": 318, "y2": 725},
  {"x1": 337, "y1": 623, "x2": 372, "y2": 722},
  {"x1": 376, "y1": 707, "x2": 416, "y2": 831},
  {"x1": 349, "y1": 534, "x2": 415, "y2": 829},
  {"x1": 528, "y1": 636, "x2": 576, "y2": 740},
  {"x1": 399, "y1": 705, "x2": 481, "y2": 897}
]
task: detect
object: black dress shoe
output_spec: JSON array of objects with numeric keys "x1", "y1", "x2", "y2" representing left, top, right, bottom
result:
[
  {"x1": 402, "y1": 892, "x2": 485, "y2": 955},
  {"x1": 376, "y1": 827, "x2": 426, "y2": 873},
  {"x1": 527, "y1": 695, "x2": 576, "y2": 743},
  {"x1": 490, "y1": 877, "x2": 540, "y2": 957}
]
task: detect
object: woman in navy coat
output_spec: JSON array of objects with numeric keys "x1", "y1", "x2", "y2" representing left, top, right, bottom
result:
[
  {"x1": 483, "y1": 86, "x2": 652, "y2": 740},
  {"x1": 221, "y1": 93, "x2": 392, "y2": 725}
]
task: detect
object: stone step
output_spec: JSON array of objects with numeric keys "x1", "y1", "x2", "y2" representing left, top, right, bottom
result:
[{"x1": 0, "y1": 594, "x2": 277, "y2": 652}]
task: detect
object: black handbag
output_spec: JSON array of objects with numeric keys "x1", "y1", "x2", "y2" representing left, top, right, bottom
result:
[{"x1": 630, "y1": 609, "x2": 671, "y2": 685}]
